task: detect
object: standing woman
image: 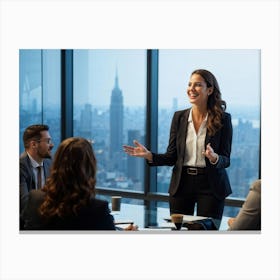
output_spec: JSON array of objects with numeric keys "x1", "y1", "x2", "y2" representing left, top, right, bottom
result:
[{"x1": 123, "y1": 69, "x2": 232, "y2": 229}]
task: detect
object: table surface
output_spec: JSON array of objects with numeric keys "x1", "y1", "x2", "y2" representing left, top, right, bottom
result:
[{"x1": 111, "y1": 205, "x2": 230, "y2": 231}]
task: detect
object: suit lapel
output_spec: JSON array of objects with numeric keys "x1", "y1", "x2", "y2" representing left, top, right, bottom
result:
[
  {"x1": 178, "y1": 109, "x2": 190, "y2": 157},
  {"x1": 205, "y1": 133, "x2": 211, "y2": 147},
  {"x1": 25, "y1": 155, "x2": 36, "y2": 190}
]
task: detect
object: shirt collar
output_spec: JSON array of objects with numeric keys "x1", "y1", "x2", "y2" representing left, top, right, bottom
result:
[
  {"x1": 188, "y1": 108, "x2": 208, "y2": 123},
  {"x1": 26, "y1": 152, "x2": 43, "y2": 168}
]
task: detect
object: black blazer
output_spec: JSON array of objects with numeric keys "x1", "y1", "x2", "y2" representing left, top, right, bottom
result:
[
  {"x1": 20, "y1": 152, "x2": 52, "y2": 212},
  {"x1": 22, "y1": 189, "x2": 116, "y2": 230},
  {"x1": 149, "y1": 108, "x2": 233, "y2": 200}
]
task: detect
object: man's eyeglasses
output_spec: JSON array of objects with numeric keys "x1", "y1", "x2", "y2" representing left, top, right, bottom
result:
[{"x1": 37, "y1": 138, "x2": 53, "y2": 144}]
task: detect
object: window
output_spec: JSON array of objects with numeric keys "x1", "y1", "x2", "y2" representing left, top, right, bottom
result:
[
  {"x1": 73, "y1": 50, "x2": 147, "y2": 194},
  {"x1": 19, "y1": 49, "x2": 260, "y2": 223},
  {"x1": 158, "y1": 49, "x2": 261, "y2": 216},
  {"x1": 19, "y1": 49, "x2": 61, "y2": 154}
]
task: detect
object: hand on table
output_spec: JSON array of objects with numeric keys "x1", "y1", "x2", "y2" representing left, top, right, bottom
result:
[
  {"x1": 124, "y1": 224, "x2": 139, "y2": 231},
  {"x1": 227, "y1": 217, "x2": 236, "y2": 227}
]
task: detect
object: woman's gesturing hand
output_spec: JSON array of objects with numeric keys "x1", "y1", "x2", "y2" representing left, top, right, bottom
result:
[
  {"x1": 123, "y1": 140, "x2": 153, "y2": 161},
  {"x1": 202, "y1": 143, "x2": 219, "y2": 164}
]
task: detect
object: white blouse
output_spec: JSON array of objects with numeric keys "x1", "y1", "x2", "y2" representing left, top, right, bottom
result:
[{"x1": 183, "y1": 108, "x2": 207, "y2": 167}]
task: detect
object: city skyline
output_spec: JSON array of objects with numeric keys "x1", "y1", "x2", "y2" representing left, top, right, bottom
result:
[{"x1": 19, "y1": 49, "x2": 261, "y2": 208}]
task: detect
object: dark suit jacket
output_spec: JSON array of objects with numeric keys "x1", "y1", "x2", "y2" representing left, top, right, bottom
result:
[
  {"x1": 149, "y1": 108, "x2": 232, "y2": 200},
  {"x1": 20, "y1": 152, "x2": 52, "y2": 213},
  {"x1": 21, "y1": 189, "x2": 116, "y2": 230}
]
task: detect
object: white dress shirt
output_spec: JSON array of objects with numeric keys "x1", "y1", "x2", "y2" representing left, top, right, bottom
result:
[{"x1": 183, "y1": 108, "x2": 207, "y2": 167}]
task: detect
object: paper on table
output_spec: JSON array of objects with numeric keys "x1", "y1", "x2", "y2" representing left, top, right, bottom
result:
[
  {"x1": 114, "y1": 220, "x2": 134, "y2": 225},
  {"x1": 155, "y1": 222, "x2": 175, "y2": 228},
  {"x1": 164, "y1": 215, "x2": 209, "y2": 223},
  {"x1": 183, "y1": 215, "x2": 209, "y2": 222},
  {"x1": 147, "y1": 223, "x2": 189, "y2": 231}
]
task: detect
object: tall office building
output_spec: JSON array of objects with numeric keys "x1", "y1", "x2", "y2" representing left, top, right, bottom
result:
[
  {"x1": 109, "y1": 69, "x2": 124, "y2": 171},
  {"x1": 79, "y1": 103, "x2": 93, "y2": 140}
]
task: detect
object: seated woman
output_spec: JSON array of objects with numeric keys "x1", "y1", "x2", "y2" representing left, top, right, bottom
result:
[
  {"x1": 227, "y1": 179, "x2": 261, "y2": 230},
  {"x1": 22, "y1": 137, "x2": 136, "y2": 231}
]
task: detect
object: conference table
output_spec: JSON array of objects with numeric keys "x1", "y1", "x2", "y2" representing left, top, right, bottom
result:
[{"x1": 111, "y1": 203, "x2": 230, "y2": 231}]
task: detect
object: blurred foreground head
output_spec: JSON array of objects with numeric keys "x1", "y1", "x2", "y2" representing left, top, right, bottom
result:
[{"x1": 41, "y1": 137, "x2": 97, "y2": 217}]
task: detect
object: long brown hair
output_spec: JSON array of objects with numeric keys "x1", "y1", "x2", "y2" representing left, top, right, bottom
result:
[
  {"x1": 39, "y1": 137, "x2": 97, "y2": 218},
  {"x1": 191, "y1": 69, "x2": 227, "y2": 136}
]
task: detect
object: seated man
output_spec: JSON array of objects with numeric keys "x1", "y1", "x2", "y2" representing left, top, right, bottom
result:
[
  {"x1": 228, "y1": 179, "x2": 261, "y2": 230},
  {"x1": 20, "y1": 124, "x2": 54, "y2": 227}
]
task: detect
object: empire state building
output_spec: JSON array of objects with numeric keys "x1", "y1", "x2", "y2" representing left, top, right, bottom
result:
[{"x1": 109, "y1": 70, "x2": 124, "y2": 169}]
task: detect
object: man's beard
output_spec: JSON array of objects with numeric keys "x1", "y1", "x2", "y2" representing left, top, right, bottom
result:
[{"x1": 38, "y1": 149, "x2": 52, "y2": 159}]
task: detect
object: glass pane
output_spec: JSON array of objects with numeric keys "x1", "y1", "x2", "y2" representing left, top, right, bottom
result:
[
  {"x1": 19, "y1": 49, "x2": 42, "y2": 154},
  {"x1": 156, "y1": 201, "x2": 170, "y2": 225},
  {"x1": 223, "y1": 205, "x2": 240, "y2": 218},
  {"x1": 42, "y1": 50, "x2": 61, "y2": 153},
  {"x1": 19, "y1": 50, "x2": 61, "y2": 154},
  {"x1": 157, "y1": 49, "x2": 261, "y2": 206},
  {"x1": 73, "y1": 50, "x2": 146, "y2": 193}
]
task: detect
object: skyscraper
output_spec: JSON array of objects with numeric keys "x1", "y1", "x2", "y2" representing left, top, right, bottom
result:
[
  {"x1": 109, "y1": 69, "x2": 124, "y2": 171},
  {"x1": 79, "y1": 103, "x2": 93, "y2": 140}
]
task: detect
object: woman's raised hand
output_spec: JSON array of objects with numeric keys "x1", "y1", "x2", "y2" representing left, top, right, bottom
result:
[
  {"x1": 202, "y1": 143, "x2": 219, "y2": 164},
  {"x1": 123, "y1": 140, "x2": 152, "y2": 161}
]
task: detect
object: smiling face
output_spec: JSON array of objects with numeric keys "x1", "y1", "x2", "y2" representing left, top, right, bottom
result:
[
  {"x1": 36, "y1": 130, "x2": 54, "y2": 159},
  {"x1": 29, "y1": 130, "x2": 54, "y2": 162},
  {"x1": 187, "y1": 74, "x2": 213, "y2": 107}
]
